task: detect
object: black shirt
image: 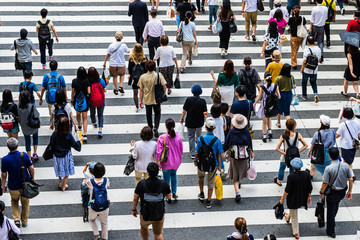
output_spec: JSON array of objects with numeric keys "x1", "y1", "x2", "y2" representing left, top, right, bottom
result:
[
  {"x1": 288, "y1": 16, "x2": 307, "y2": 37},
  {"x1": 177, "y1": 3, "x2": 196, "y2": 22},
  {"x1": 183, "y1": 96, "x2": 207, "y2": 128},
  {"x1": 128, "y1": 0, "x2": 149, "y2": 27},
  {"x1": 72, "y1": 78, "x2": 90, "y2": 103},
  {"x1": 285, "y1": 171, "x2": 312, "y2": 209}
]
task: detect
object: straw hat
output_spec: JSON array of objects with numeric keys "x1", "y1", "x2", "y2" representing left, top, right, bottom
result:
[
  {"x1": 271, "y1": 50, "x2": 282, "y2": 61},
  {"x1": 231, "y1": 114, "x2": 248, "y2": 130}
]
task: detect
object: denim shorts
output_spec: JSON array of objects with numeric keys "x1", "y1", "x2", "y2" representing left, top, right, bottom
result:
[{"x1": 3, "y1": 123, "x2": 20, "y2": 134}]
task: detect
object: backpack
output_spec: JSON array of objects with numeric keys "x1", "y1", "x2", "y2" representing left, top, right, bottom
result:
[
  {"x1": 325, "y1": 0, "x2": 335, "y2": 22},
  {"x1": 74, "y1": 91, "x2": 87, "y2": 112},
  {"x1": 240, "y1": 69, "x2": 256, "y2": 100},
  {"x1": 27, "y1": 105, "x2": 40, "y2": 129},
  {"x1": 38, "y1": 20, "x2": 51, "y2": 44},
  {"x1": 46, "y1": 73, "x2": 61, "y2": 104},
  {"x1": 90, "y1": 81, "x2": 105, "y2": 107},
  {"x1": 283, "y1": 133, "x2": 300, "y2": 168},
  {"x1": 20, "y1": 81, "x2": 33, "y2": 102},
  {"x1": 197, "y1": 136, "x2": 218, "y2": 172},
  {"x1": 305, "y1": 48, "x2": 319, "y2": 72},
  {"x1": 261, "y1": 84, "x2": 278, "y2": 118},
  {"x1": 141, "y1": 180, "x2": 165, "y2": 221},
  {"x1": 131, "y1": 63, "x2": 145, "y2": 83},
  {"x1": 0, "y1": 103, "x2": 15, "y2": 130},
  {"x1": 54, "y1": 103, "x2": 69, "y2": 123},
  {"x1": 90, "y1": 178, "x2": 109, "y2": 212}
]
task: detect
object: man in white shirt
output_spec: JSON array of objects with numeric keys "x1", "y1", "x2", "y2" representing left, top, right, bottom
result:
[
  {"x1": 143, "y1": 9, "x2": 165, "y2": 63},
  {"x1": 300, "y1": 36, "x2": 321, "y2": 103},
  {"x1": 242, "y1": 0, "x2": 258, "y2": 41},
  {"x1": 310, "y1": 0, "x2": 328, "y2": 63},
  {"x1": 269, "y1": 0, "x2": 289, "y2": 19}
]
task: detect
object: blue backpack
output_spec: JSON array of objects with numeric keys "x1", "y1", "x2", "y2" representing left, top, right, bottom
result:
[
  {"x1": 74, "y1": 91, "x2": 87, "y2": 112},
  {"x1": 54, "y1": 103, "x2": 69, "y2": 123},
  {"x1": 90, "y1": 178, "x2": 109, "y2": 212},
  {"x1": 46, "y1": 73, "x2": 61, "y2": 104}
]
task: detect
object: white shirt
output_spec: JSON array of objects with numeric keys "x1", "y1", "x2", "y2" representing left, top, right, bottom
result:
[
  {"x1": 244, "y1": 0, "x2": 258, "y2": 12},
  {"x1": 337, "y1": 119, "x2": 360, "y2": 149},
  {"x1": 0, "y1": 216, "x2": 20, "y2": 240},
  {"x1": 207, "y1": 0, "x2": 216, "y2": 5},
  {"x1": 106, "y1": 41, "x2": 130, "y2": 67},
  {"x1": 310, "y1": 4, "x2": 328, "y2": 27},
  {"x1": 154, "y1": 46, "x2": 176, "y2": 67},
  {"x1": 269, "y1": 7, "x2": 289, "y2": 19},
  {"x1": 131, "y1": 140, "x2": 157, "y2": 172},
  {"x1": 213, "y1": 116, "x2": 225, "y2": 144},
  {"x1": 303, "y1": 46, "x2": 322, "y2": 74}
]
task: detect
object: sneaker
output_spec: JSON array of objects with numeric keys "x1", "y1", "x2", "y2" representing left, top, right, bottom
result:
[
  {"x1": 82, "y1": 135, "x2": 87, "y2": 141},
  {"x1": 119, "y1": 87, "x2": 125, "y2": 95},
  {"x1": 353, "y1": 175, "x2": 356, "y2": 181},
  {"x1": 208, "y1": 26, "x2": 212, "y2": 31},
  {"x1": 221, "y1": 50, "x2": 225, "y2": 57},
  {"x1": 15, "y1": 221, "x2": 20, "y2": 228},
  {"x1": 42, "y1": 64, "x2": 46, "y2": 69},
  {"x1": 315, "y1": 95, "x2": 319, "y2": 103},
  {"x1": 78, "y1": 126, "x2": 82, "y2": 131},
  {"x1": 300, "y1": 95, "x2": 308, "y2": 101},
  {"x1": 341, "y1": 8, "x2": 345, "y2": 15},
  {"x1": 224, "y1": 51, "x2": 228, "y2": 56},
  {"x1": 191, "y1": 155, "x2": 195, "y2": 159},
  {"x1": 93, "y1": 123, "x2": 98, "y2": 128},
  {"x1": 320, "y1": 56, "x2": 324, "y2": 63},
  {"x1": 268, "y1": 133, "x2": 273, "y2": 139},
  {"x1": 205, "y1": 199, "x2": 212, "y2": 209},
  {"x1": 96, "y1": 237, "x2": 102, "y2": 240},
  {"x1": 32, "y1": 153, "x2": 39, "y2": 161},
  {"x1": 49, "y1": 56, "x2": 53, "y2": 61},
  {"x1": 98, "y1": 131, "x2": 103, "y2": 139},
  {"x1": 22, "y1": 223, "x2": 27, "y2": 228},
  {"x1": 198, "y1": 192, "x2": 205, "y2": 202},
  {"x1": 261, "y1": 137, "x2": 267, "y2": 143},
  {"x1": 326, "y1": 41, "x2": 330, "y2": 48},
  {"x1": 235, "y1": 194, "x2": 241, "y2": 203},
  {"x1": 153, "y1": 129, "x2": 159, "y2": 138}
]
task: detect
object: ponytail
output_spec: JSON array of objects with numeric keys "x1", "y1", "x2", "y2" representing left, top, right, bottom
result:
[
  {"x1": 0, "y1": 201, "x2": 5, "y2": 228},
  {"x1": 185, "y1": 16, "x2": 189, "y2": 25},
  {"x1": 264, "y1": 72, "x2": 272, "y2": 88},
  {"x1": 165, "y1": 118, "x2": 176, "y2": 138},
  {"x1": 234, "y1": 217, "x2": 250, "y2": 240},
  {"x1": 284, "y1": 118, "x2": 297, "y2": 140},
  {"x1": 184, "y1": 11, "x2": 192, "y2": 25}
]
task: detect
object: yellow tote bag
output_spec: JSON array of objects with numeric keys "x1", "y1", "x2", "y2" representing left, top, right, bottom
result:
[{"x1": 215, "y1": 174, "x2": 223, "y2": 200}]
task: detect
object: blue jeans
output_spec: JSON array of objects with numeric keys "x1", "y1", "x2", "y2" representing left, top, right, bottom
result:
[
  {"x1": 163, "y1": 169, "x2": 177, "y2": 194},
  {"x1": 90, "y1": 105, "x2": 105, "y2": 128},
  {"x1": 277, "y1": 161, "x2": 294, "y2": 181},
  {"x1": 337, "y1": 0, "x2": 344, "y2": 9},
  {"x1": 174, "y1": 4, "x2": 180, "y2": 27},
  {"x1": 187, "y1": 127, "x2": 202, "y2": 157},
  {"x1": 301, "y1": 73, "x2": 318, "y2": 97},
  {"x1": 39, "y1": 39, "x2": 54, "y2": 64},
  {"x1": 209, "y1": 5, "x2": 218, "y2": 25},
  {"x1": 24, "y1": 132, "x2": 39, "y2": 152}
]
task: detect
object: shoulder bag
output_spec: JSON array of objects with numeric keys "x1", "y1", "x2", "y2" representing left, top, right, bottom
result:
[
  {"x1": 310, "y1": 131, "x2": 325, "y2": 164},
  {"x1": 154, "y1": 73, "x2": 167, "y2": 104},
  {"x1": 14, "y1": 40, "x2": 22, "y2": 71},
  {"x1": 257, "y1": 0, "x2": 264, "y2": 11},
  {"x1": 229, "y1": 18, "x2": 237, "y2": 33},
  {"x1": 345, "y1": 122, "x2": 360, "y2": 149},
  {"x1": 6, "y1": 219, "x2": 19, "y2": 240},
  {"x1": 20, "y1": 152, "x2": 40, "y2": 199},
  {"x1": 297, "y1": 17, "x2": 308, "y2": 38},
  {"x1": 211, "y1": 84, "x2": 221, "y2": 104},
  {"x1": 27, "y1": 105, "x2": 41, "y2": 129},
  {"x1": 324, "y1": 163, "x2": 341, "y2": 195},
  {"x1": 247, "y1": 100, "x2": 254, "y2": 138},
  {"x1": 176, "y1": 22, "x2": 183, "y2": 43},
  {"x1": 160, "y1": 134, "x2": 169, "y2": 163}
]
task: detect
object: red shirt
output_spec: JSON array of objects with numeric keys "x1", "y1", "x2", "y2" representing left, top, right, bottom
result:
[{"x1": 346, "y1": 19, "x2": 360, "y2": 32}]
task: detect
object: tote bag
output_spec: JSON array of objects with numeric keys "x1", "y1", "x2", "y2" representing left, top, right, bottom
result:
[{"x1": 297, "y1": 17, "x2": 308, "y2": 38}]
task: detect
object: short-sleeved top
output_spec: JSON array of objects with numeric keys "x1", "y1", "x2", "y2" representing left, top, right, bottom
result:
[
  {"x1": 263, "y1": 33, "x2": 281, "y2": 51},
  {"x1": 230, "y1": 100, "x2": 253, "y2": 121},
  {"x1": 1, "y1": 151, "x2": 33, "y2": 190},
  {"x1": 19, "y1": 81, "x2": 38, "y2": 103},
  {"x1": 89, "y1": 79, "x2": 107, "y2": 105},
  {"x1": 288, "y1": 16, "x2": 307, "y2": 37},
  {"x1": 42, "y1": 71, "x2": 66, "y2": 89},
  {"x1": 154, "y1": 46, "x2": 176, "y2": 68},
  {"x1": 138, "y1": 71, "x2": 167, "y2": 105},
  {"x1": 218, "y1": 9, "x2": 234, "y2": 22},
  {"x1": 181, "y1": 21, "x2": 196, "y2": 42},
  {"x1": 322, "y1": 0, "x2": 336, "y2": 24},
  {"x1": 337, "y1": 119, "x2": 360, "y2": 149},
  {"x1": 217, "y1": 72, "x2": 240, "y2": 86},
  {"x1": 265, "y1": 61, "x2": 284, "y2": 83},
  {"x1": 311, "y1": 129, "x2": 336, "y2": 149},
  {"x1": 346, "y1": 19, "x2": 360, "y2": 32},
  {"x1": 287, "y1": 0, "x2": 300, "y2": 8},
  {"x1": 323, "y1": 161, "x2": 353, "y2": 190},
  {"x1": 177, "y1": 3, "x2": 197, "y2": 22},
  {"x1": 213, "y1": 117, "x2": 225, "y2": 144},
  {"x1": 244, "y1": 0, "x2": 258, "y2": 12},
  {"x1": 36, "y1": 18, "x2": 54, "y2": 39},
  {"x1": 131, "y1": 140, "x2": 157, "y2": 173},
  {"x1": 72, "y1": 78, "x2": 90, "y2": 103},
  {"x1": 51, "y1": 102, "x2": 73, "y2": 118},
  {"x1": 275, "y1": 75, "x2": 293, "y2": 92},
  {"x1": 106, "y1": 41, "x2": 130, "y2": 67},
  {"x1": 195, "y1": 132, "x2": 223, "y2": 156},
  {"x1": 0, "y1": 102, "x2": 18, "y2": 123},
  {"x1": 310, "y1": 4, "x2": 328, "y2": 27},
  {"x1": 238, "y1": 68, "x2": 260, "y2": 99},
  {"x1": 285, "y1": 171, "x2": 313, "y2": 209},
  {"x1": 183, "y1": 96, "x2": 207, "y2": 128},
  {"x1": 268, "y1": 18, "x2": 287, "y2": 34},
  {"x1": 303, "y1": 46, "x2": 321, "y2": 74}
]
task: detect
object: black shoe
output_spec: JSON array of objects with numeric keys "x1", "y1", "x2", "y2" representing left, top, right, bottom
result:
[
  {"x1": 235, "y1": 194, "x2": 241, "y2": 203},
  {"x1": 268, "y1": 133, "x2": 273, "y2": 139},
  {"x1": 22, "y1": 223, "x2": 27, "y2": 228},
  {"x1": 198, "y1": 192, "x2": 205, "y2": 202},
  {"x1": 320, "y1": 56, "x2": 324, "y2": 63},
  {"x1": 205, "y1": 199, "x2": 212, "y2": 209},
  {"x1": 153, "y1": 129, "x2": 159, "y2": 138},
  {"x1": 15, "y1": 221, "x2": 20, "y2": 228},
  {"x1": 353, "y1": 175, "x2": 356, "y2": 181},
  {"x1": 326, "y1": 232, "x2": 336, "y2": 238},
  {"x1": 292, "y1": 66, "x2": 298, "y2": 70},
  {"x1": 261, "y1": 137, "x2": 267, "y2": 143},
  {"x1": 119, "y1": 86, "x2": 125, "y2": 94},
  {"x1": 326, "y1": 41, "x2": 330, "y2": 48}
]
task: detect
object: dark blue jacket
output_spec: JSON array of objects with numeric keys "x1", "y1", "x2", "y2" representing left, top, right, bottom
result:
[
  {"x1": 128, "y1": 0, "x2": 149, "y2": 27},
  {"x1": 50, "y1": 132, "x2": 81, "y2": 157}
]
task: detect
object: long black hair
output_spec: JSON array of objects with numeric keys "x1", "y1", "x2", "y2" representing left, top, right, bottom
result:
[
  {"x1": 185, "y1": 11, "x2": 192, "y2": 25},
  {"x1": 1, "y1": 89, "x2": 14, "y2": 111},
  {"x1": 55, "y1": 89, "x2": 66, "y2": 108},
  {"x1": 279, "y1": 63, "x2": 291, "y2": 78},
  {"x1": 268, "y1": 21, "x2": 279, "y2": 39},
  {"x1": 0, "y1": 201, "x2": 5, "y2": 228},
  {"x1": 165, "y1": 118, "x2": 176, "y2": 138},
  {"x1": 76, "y1": 66, "x2": 87, "y2": 84},
  {"x1": 19, "y1": 90, "x2": 31, "y2": 109}
]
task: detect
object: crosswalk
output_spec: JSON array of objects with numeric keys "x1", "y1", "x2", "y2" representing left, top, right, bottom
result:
[{"x1": 0, "y1": 0, "x2": 359, "y2": 239}]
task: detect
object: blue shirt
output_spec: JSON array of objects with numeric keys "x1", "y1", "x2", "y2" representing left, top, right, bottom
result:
[
  {"x1": 42, "y1": 71, "x2": 66, "y2": 89},
  {"x1": 181, "y1": 21, "x2": 196, "y2": 42},
  {"x1": 195, "y1": 132, "x2": 223, "y2": 156},
  {"x1": 18, "y1": 81, "x2": 38, "y2": 103},
  {"x1": 1, "y1": 151, "x2": 33, "y2": 190},
  {"x1": 230, "y1": 100, "x2": 253, "y2": 122}
]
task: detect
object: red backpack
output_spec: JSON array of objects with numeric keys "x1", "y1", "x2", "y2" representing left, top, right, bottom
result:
[{"x1": 90, "y1": 82, "x2": 105, "y2": 107}]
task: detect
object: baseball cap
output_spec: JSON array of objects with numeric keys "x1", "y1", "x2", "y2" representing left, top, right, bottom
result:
[{"x1": 205, "y1": 117, "x2": 216, "y2": 129}]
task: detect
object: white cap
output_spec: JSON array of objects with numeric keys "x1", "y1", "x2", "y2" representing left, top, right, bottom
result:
[
  {"x1": 274, "y1": 0, "x2": 281, "y2": 5},
  {"x1": 205, "y1": 117, "x2": 216, "y2": 129},
  {"x1": 320, "y1": 115, "x2": 331, "y2": 126}
]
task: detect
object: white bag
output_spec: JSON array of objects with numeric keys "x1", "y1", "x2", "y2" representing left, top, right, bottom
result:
[
  {"x1": 297, "y1": 17, "x2": 308, "y2": 38},
  {"x1": 177, "y1": 123, "x2": 185, "y2": 140},
  {"x1": 247, "y1": 158, "x2": 257, "y2": 180},
  {"x1": 193, "y1": 45, "x2": 198, "y2": 57}
]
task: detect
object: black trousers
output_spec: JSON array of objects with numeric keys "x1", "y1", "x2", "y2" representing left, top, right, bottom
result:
[
  {"x1": 145, "y1": 104, "x2": 161, "y2": 130},
  {"x1": 196, "y1": 0, "x2": 205, "y2": 11},
  {"x1": 326, "y1": 188, "x2": 347, "y2": 235},
  {"x1": 324, "y1": 23, "x2": 330, "y2": 44},
  {"x1": 134, "y1": 25, "x2": 145, "y2": 45},
  {"x1": 147, "y1": 36, "x2": 160, "y2": 61},
  {"x1": 219, "y1": 21, "x2": 231, "y2": 50},
  {"x1": 39, "y1": 39, "x2": 54, "y2": 64}
]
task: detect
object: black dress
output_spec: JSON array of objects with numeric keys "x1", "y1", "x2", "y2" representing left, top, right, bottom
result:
[{"x1": 344, "y1": 51, "x2": 360, "y2": 81}]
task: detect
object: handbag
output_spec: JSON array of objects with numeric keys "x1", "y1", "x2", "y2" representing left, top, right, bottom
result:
[
  {"x1": 6, "y1": 219, "x2": 19, "y2": 240},
  {"x1": 297, "y1": 17, "x2": 308, "y2": 38},
  {"x1": 247, "y1": 101, "x2": 254, "y2": 138},
  {"x1": 176, "y1": 22, "x2": 183, "y2": 43},
  {"x1": 123, "y1": 155, "x2": 135, "y2": 176},
  {"x1": 315, "y1": 199, "x2": 325, "y2": 228},
  {"x1": 174, "y1": 70, "x2": 181, "y2": 89},
  {"x1": 211, "y1": 84, "x2": 221, "y2": 104},
  {"x1": 154, "y1": 73, "x2": 168, "y2": 103},
  {"x1": 160, "y1": 134, "x2": 169, "y2": 163},
  {"x1": 14, "y1": 40, "x2": 22, "y2": 71},
  {"x1": 292, "y1": 90, "x2": 299, "y2": 105},
  {"x1": 43, "y1": 143, "x2": 54, "y2": 160},
  {"x1": 193, "y1": 44, "x2": 198, "y2": 57},
  {"x1": 273, "y1": 202, "x2": 284, "y2": 220},
  {"x1": 27, "y1": 105, "x2": 40, "y2": 129},
  {"x1": 279, "y1": 34, "x2": 288, "y2": 44},
  {"x1": 345, "y1": 122, "x2": 360, "y2": 150},
  {"x1": 20, "y1": 153, "x2": 40, "y2": 199},
  {"x1": 257, "y1": 0, "x2": 264, "y2": 11},
  {"x1": 229, "y1": 18, "x2": 237, "y2": 33},
  {"x1": 247, "y1": 158, "x2": 257, "y2": 180},
  {"x1": 310, "y1": 131, "x2": 325, "y2": 164}
]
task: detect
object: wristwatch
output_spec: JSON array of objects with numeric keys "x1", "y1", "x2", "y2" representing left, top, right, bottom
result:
[
  {"x1": 132, "y1": 209, "x2": 137, "y2": 211},
  {"x1": 319, "y1": 191, "x2": 324, "y2": 195}
]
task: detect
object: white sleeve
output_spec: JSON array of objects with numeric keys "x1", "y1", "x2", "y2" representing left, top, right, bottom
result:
[{"x1": 8, "y1": 219, "x2": 21, "y2": 236}]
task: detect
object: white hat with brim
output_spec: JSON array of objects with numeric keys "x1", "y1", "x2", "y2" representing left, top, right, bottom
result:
[
  {"x1": 231, "y1": 114, "x2": 248, "y2": 130},
  {"x1": 205, "y1": 117, "x2": 216, "y2": 129}
]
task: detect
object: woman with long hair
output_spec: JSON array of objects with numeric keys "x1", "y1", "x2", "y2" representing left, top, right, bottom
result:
[
  {"x1": 0, "y1": 200, "x2": 20, "y2": 239},
  {"x1": 217, "y1": 0, "x2": 235, "y2": 56},
  {"x1": 275, "y1": 118, "x2": 308, "y2": 186},
  {"x1": 341, "y1": 45, "x2": 360, "y2": 98},
  {"x1": 71, "y1": 66, "x2": 89, "y2": 141},
  {"x1": 0, "y1": 89, "x2": 19, "y2": 139},
  {"x1": 50, "y1": 89, "x2": 77, "y2": 131},
  {"x1": 227, "y1": 217, "x2": 254, "y2": 240},
  {"x1": 87, "y1": 67, "x2": 107, "y2": 138},
  {"x1": 179, "y1": 11, "x2": 197, "y2": 73},
  {"x1": 18, "y1": 90, "x2": 40, "y2": 160},
  {"x1": 268, "y1": 9, "x2": 287, "y2": 52},
  {"x1": 128, "y1": 43, "x2": 147, "y2": 112},
  {"x1": 156, "y1": 118, "x2": 183, "y2": 202},
  {"x1": 260, "y1": 21, "x2": 281, "y2": 68}
]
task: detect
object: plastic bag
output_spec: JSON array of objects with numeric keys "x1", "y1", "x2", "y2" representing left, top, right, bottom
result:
[
  {"x1": 215, "y1": 173, "x2": 223, "y2": 200},
  {"x1": 247, "y1": 158, "x2": 256, "y2": 180},
  {"x1": 102, "y1": 66, "x2": 111, "y2": 86},
  {"x1": 292, "y1": 89, "x2": 299, "y2": 105},
  {"x1": 193, "y1": 45, "x2": 198, "y2": 57},
  {"x1": 212, "y1": 20, "x2": 222, "y2": 34},
  {"x1": 167, "y1": 7, "x2": 175, "y2": 19},
  {"x1": 177, "y1": 123, "x2": 185, "y2": 140}
]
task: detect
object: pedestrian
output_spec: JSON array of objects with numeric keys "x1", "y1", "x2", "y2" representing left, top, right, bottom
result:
[
  {"x1": 288, "y1": 6, "x2": 307, "y2": 70},
  {"x1": 10, "y1": 28, "x2": 38, "y2": 74},
  {"x1": 268, "y1": 9, "x2": 287, "y2": 52},
  {"x1": 238, "y1": 56, "x2": 261, "y2": 103},
  {"x1": 176, "y1": 0, "x2": 198, "y2": 23},
  {"x1": 50, "y1": 117, "x2": 82, "y2": 191},
  {"x1": 132, "y1": 162, "x2": 171, "y2": 240},
  {"x1": 242, "y1": 0, "x2": 258, "y2": 41},
  {"x1": 275, "y1": 119, "x2": 308, "y2": 186},
  {"x1": 337, "y1": 0, "x2": 345, "y2": 15},
  {"x1": 230, "y1": 85, "x2": 254, "y2": 125},
  {"x1": 156, "y1": 118, "x2": 183, "y2": 202},
  {"x1": 307, "y1": 115, "x2": 336, "y2": 177},
  {"x1": 50, "y1": 89, "x2": 77, "y2": 131},
  {"x1": 1, "y1": 137, "x2": 35, "y2": 228},
  {"x1": 138, "y1": 60, "x2": 167, "y2": 138},
  {"x1": 18, "y1": 90, "x2": 40, "y2": 161},
  {"x1": 275, "y1": 63, "x2": 295, "y2": 127},
  {"x1": 18, "y1": 70, "x2": 41, "y2": 105},
  {"x1": 196, "y1": 0, "x2": 205, "y2": 13},
  {"x1": 131, "y1": 126, "x2": 157, "y2": 185},
  {"x1": 217, "y1": 0, "x2": 236, "y2": 56},
  {"x1": 1, "y1": 89, "x2": 19, "y2": 139},
  {"x1": 128, "y1": 43, "x2": 148, "y2": 112},
  {"x1": 269, "y1": 0, "x2": 289, "y2": 18},
  {"x1": 253, "y1": 72, "x2": 280, "y2": 143},
  {"x1": 103, "y1": 31, "x2": 130, "y2": 96},
  {"x1": 179, "y1": 11, "x2": 197, "y2": 73},
  {"x1": 36, "y1": 8, "x2": 59, "y2": 69},
  {"x1": 286, "y1": 0, "x2": 300, "y2": 16},
  {"x1": 341, "y1": 45, "x2": 360, "y2": 98},
  {"x1": 88, "y1": 67, "x2": 107, "y2": 138},
  {"x1": 128, "y1": 0, "x2": 148, "y2": 45},
  {"x1": 344, "y1": 11, "x2": 360, "y2": 56},
  {"x1": 261, "y1": 23, "x2": 281, "y2": 68},
  {"x1": 336, "y1": 107, "x2": 360, "y2": 180},
  {"x1": 0, "y1": 200, "x2": 21, "y2": 238},
  {"x1": 39, "y1": 60, "x2": 67, "y2": 116},
  {"x1": 279, "y1": 158, "x2": 312, "y2": 240},
  {"x1": 300, "y1": 36, "x2": 321, "y2": 103},
  {"x1": 204, "y1": 0, "x2": 219, "y2": 31},
  {"x1": 71, "y1": 67, "x2": 90, "y2": 141},
  {"x1": 154, "y1": 35, "x2": 180, "y2": 94},
  {"x1": 224, "y1": 114, "x2": 254, "y2": 203},
  {"x1": 210, "y1": 104, "x2": 226, "y2": 174},
  {"x1": 322, "y1": 0, "x2": 336, "y2": 48},
  {"x1": 180, "y1": 84, "x2": 208, "y2": 159},
  {"x1": 86, "y1": 162, "x2": 110, "y2": 240},
  {"x1": 195, "y1": 117, "x2": 222, "y2": 209},
  {"x1": 227, "y1": 217, "x2": 254, "y2": 240},
  {"x1": 210, "y1": 60, "x2": 240, "y2": 109},
  {"x1": 142, "y1": 9, "x2": 165, "y2": 63},
  {"x1": 319, "y1": 147, "x2": 353, "y2": 238},
  {"x1": 309, "y1": 0, "x2": 328, "y2": 63}
]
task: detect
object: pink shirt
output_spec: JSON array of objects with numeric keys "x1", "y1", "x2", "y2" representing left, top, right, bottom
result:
[
  {"x1": 268, "y1": 18, "x2": 287, "y2": 34},
  {"x1": 156, "y1": 132, "x2": 183, "y2": 170}
]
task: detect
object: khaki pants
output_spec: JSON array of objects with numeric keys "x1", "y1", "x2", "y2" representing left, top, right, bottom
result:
[
  {"x1": 9, "y1": 189, "x2": 30, "y2": 224},
  {"x1": 289, "y1": 209, "x2": 299, "y2": 235},
  {"x1": 197, "y1": 168, "x2": 217, "y2": 189},
  {"x1": 290, "y1": 36, "x2": 303, "y2": 67},
  {"x1": 135, "y1": 171, "x2": 149, "y2": 185},
  {"x1": 244, "y1": 11, "x2": 258, "y2": 32},
  {"x1": 47, "y1": 104, "x2": 53, "y2": 116},
  {"x1": 181, "y1": 41, "x2": 194, "y2": 68},
  {"x1": 140, "y1": 214, "x2": 164, "y2": 235},
  {"x1": 89, "y1": 208, "x2": 109, "y2": 239}
]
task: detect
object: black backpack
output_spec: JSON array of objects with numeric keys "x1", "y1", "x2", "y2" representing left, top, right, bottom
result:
[
  {"x1": 38, "y1": 20, "x2": 51, "y2": 44},
  {"x1": 310, "y1": 131, "x2": 325, "y2": 165},
  {"x1": 261, "y1": 85, "x2": 278, "y2": 118},
  {"x1": 132, "y1": 63, "x2": 145, "y2": 82},
  {"x1": 240, "y1": 69, "x2": 256, "y2": 100},
  {"x1": 197, "y1": 136, "x2": 218, "y2": 172},
  {"x1": 305, "y1": 48, "x2": 319, "y2": 72},
  {"x1": 20, "y1": 81, "x2": 34, "y2": 102},
  {"x1": 283, "y1": 133, "x2": 300, "y2": 168},
  {"x1": 325, "y1": 0, "x2": 335, "y2": 22},
  {"x1": 141, "y1": 181, "x2": 165, "y2": 221}
]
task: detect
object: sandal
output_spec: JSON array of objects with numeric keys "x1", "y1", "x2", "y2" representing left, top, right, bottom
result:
[
  {"x1": 62, "y1": 184, "x2": 68, "y2": 192},
  {"x1": 285, "y1": 213, "x2": 290, "y2": 224},
  {"x1": 252, "y1": 34, "x2": 256, "y2": 42},
  {"x1": 113, "y1": 89, "x2": 119, "y2": 95},
  {"x1": 292, "y1": 233, "x2": 300, "y2": 239},
  {"x1": 274, "y1": 177, "x2": 282, "y2": 186},
  {"x1": 341, "y1": 91, "x2": 348, "y2": 97},
  {"x1": 245, "y1": 35, "x2": 250, "y2": 40}
]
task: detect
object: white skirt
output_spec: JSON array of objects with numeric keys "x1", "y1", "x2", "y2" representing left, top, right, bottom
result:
[{"x1": 219, "y1": 85, "x2": 235, "y2": 105}]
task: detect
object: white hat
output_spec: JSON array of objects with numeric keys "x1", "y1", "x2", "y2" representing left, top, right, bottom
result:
[
  {"x1": 205, "y1": 117, "x2": 216, "y2": 129},
  {"x1": 274, "y1": 0, "x2": 281, "y2": 5},
  {"x1": 320, "y1": 115, "x2": 331, "y2": 126},
  {"x1": 231, "y1": 114, "x2": 248, "y2": 130}
]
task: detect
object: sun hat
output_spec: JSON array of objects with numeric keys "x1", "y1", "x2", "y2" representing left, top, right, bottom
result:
[
  {"x1": 271, "y1": 50, "x2": 282, "y2": 61},
  {"x1": 320, "y1": 115, "x2": 331, "y2": 126},
  {"x1": 231, "y1": 114, "x2": 248, "y2": 130},
  {"x1": 205, "y1": 117, "x2": 216, "y2": 129},
  {"x1": 290, "y1": 158, "x2": 303, "y2": 170}
]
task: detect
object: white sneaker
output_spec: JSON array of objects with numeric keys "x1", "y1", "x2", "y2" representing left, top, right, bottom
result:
[{"x1": 221, "y1": 50, "x2": 225, "y2": 57}]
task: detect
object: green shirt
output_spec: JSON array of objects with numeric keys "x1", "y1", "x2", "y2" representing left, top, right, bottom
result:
[
  {"x1": 217, "y1": 72, "x2": 240, "y2": 87},
  {"x1": 275, "y1": 75, "x2": 294, "y2": 92}
]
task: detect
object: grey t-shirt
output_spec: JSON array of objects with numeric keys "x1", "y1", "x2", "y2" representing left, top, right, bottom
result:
[
  {"x1": 323, "y1": 161, "x2": 353, "y2": 190},
  {"x1": 10, "y1": 39, "x2": 36, "y2": 63},
  {"x1": 18, "y1": 104, "x2": 39, "y2": 136}
]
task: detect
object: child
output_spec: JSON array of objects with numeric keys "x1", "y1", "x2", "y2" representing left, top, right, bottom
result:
[
  {"x1": 238, "y1": 57, "x2": 261, "y2": 104},
  {"x1": 86, "y1": 162, "x2": 110, "y2": 240},
  {"x1": 211, "y1": 104, "x2": 226, "y2": 175},
  {"x1": 221, "y1": 103, "x2": 231, "y2": 138},
  {"x1": 227, "y1": 217, "x2": 254, "y2": 240},
  {"x1": 18, "y1": 70, "x2": 41, "y2": 105},
  {"x1": 81, "y1": 161, "x2": 96, "y2": 222}
]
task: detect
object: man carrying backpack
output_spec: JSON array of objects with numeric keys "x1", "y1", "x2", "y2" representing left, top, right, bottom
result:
[
  {"x1": 195, "y1": 117, "x2": 222, "y2": 209},
  {"x1": 300, "y1": 36, "x2": 321, "y2": 103},
  {"x1": 132, "y1": 162, "x2": 171, "y2": 240},
  {"x1": 321, "y1": 0, "x2": 336, "y2": 48},
  {"x1": 238, "y1": 57, "x2": 261, "y2": 103},
  {"x1": 36, "y1": 8, "x2": 59, "y2": 69},
  {"x1": 18, "y1": 70, "x2": 41, "y2": 105},
  {"x1": 39, "y1": 60, "x2": 67, "y2": 116}
]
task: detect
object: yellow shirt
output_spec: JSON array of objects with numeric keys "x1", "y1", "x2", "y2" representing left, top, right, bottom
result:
[
  {"x1": 322, "y1": 0, "x2": 336, "y2": 24},
  {"x1": 265, "y1": 62, "x2": 284, "y2": 83},
  {"x1": 138, "y1": 71, "x2": 166, "y2": 105}
]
